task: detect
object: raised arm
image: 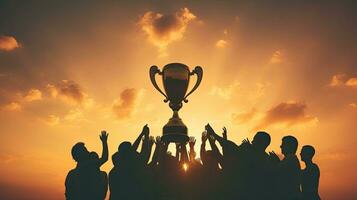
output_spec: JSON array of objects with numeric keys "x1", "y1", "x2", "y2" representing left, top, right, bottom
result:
[
  {"x1": 180, "y1": 143, "x2": 189, "y2": 164},
  {"x1": 99, "y1": 130, "x2": 109, "y2": 166},
  {"x1": 139, "y1": 128, "x2": 151, "y2": 164},
  {"x1": 222, "y1": 127, "x2": 227, "y2": 140},
  {"x1": 132, "y1": 125, "x2": 148, "y2": 151},
  {"x1": 206, "y1": 124, "x2": 239, "y2": 155},
  {"x1": 205, "y1": 124, "x2": 226, "y2": 145},
  {"x1": 149, "y1": 136, "x2": 161, "y2": 166},
  {"x1": 147, "y1": 136, "x2": 155, "y2": 163},
  {"x1": 208, "y1": 135, "x2": 224, "y2": 166},
  {"x1": 200, "y1": 131, "x2": 208, "y2": 165},
  {"x1": 188, "y1": 137, "x2": 196, "y2": 161},
  {"x1": 175, "y1": 143, "x2": 180, "y2": 161}
]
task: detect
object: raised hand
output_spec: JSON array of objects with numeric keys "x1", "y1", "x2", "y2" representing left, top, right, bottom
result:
[
  {"x1": 141, "y1": 124, "x2": 149, "y2": 137},
  {"x1": 189, "y1": 137, "x2": 196, "y2": 149},
  {"x1": 99, "y1": 130, "x2": 109, "y2": 166},
  {"x1": 269, "y1": 151, "x2": 280, "y2": 163},
  {"x1": 149, "y1": 136, "x2": 155, "y2": 148},
  {"x1": 208, "y1": 135, "x2": 216, "y2": 144},
  {"x1": 205, "y1": 124, "x2": 216, "y2": 136},
  {"x1": 242, "y1": 138, "x2": 250, "y2": 144},
  {"x1": 240, "y1": 138, "x2": 251, "y2": 149},
  {"x1": 100, "y1": 130, "x2": 109, "y2": 143},
  {"x1": 222, "y1": 127, "x2": 227, "y2": 140},
  {"x1": 201, "y1": 131, "x2": 208, "y2": 143},
  {"x1": 155, "y1": 136, "x2": 161, "y2": 144}
]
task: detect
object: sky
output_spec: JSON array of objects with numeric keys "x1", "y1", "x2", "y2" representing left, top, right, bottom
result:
[{"x1": 0, "y1": 0, "x2": 356, "y2": 199}]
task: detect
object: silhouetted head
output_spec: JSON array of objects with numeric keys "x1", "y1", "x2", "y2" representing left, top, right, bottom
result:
[
  {"x1": 281, "y1": 136, "x2": 298, "y2": 156},
  {"x1": 71, "y1": 142, "x2": 89, "y2": 163},
  {"x1": 117, "y1": 141, "x2": 132, "y2": 160},
  {"x1": 112, "y1": 152, "x2": 120, "y2": 166},
  {"x1": 252, "y1": 131, "x2": 271, "y2": 151},
  {"x1": 118, "y1": 141, "x2": 132, "y2": 152},
  {"x1": 118, "y1": 141, "x2": 135, "y2": 161},
  {"x1": 300, "y1": 145, "x2": 315, "y2": 162}
]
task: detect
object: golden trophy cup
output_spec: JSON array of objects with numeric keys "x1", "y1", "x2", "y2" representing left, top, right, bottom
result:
[{"x1": 149, "y1": 63, "x2": 203, "y2": 143}]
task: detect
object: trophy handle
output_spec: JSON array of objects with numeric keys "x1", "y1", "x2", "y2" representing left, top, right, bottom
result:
[
  {"x1": 150, "y1": 65, "x2": 168, "y2": 102},
  {"x1": 183, "y1": 66, "x2": 203, "y2": 103}
]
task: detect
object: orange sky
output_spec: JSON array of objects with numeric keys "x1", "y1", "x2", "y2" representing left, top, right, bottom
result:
[{"x1": 0, "y1": 1, "x2": 356, "y2": 199}]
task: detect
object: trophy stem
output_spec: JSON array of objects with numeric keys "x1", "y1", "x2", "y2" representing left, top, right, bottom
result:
[
  {"x1": 161, "y1": 110, "x2": 189, "y2": 144},
  {"x1": 172, "y1": 110, "x2": 179, "y2": 119}
]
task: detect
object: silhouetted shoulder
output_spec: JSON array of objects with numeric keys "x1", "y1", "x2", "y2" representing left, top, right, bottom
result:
[
  {"x1": 65, "y1": 169, "x2": 79, "y2": 185},
  {"x1": 65, "y1": 169, "x2": 80, "y2": 200},
  {"x1": 311, "y1": 163, "x2": 320, "y2": 173}
]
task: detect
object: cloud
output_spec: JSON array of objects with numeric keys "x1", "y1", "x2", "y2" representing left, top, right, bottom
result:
[
  {"x1": 0, "y1": 88, "x2": 42, "y2": 112},
  {"x1": 345, "y1": 78, "x2": 357, "y2": 88},
  {"x1": 64, "y1": 109, "x2": 84, "y2": 121},
  {"x1": 23, "y1": 89, "x2": 42, "y2": 102},
  {"x1": 269, "y1": 50, "x2": 283, "y2": 64},
  {"x1": 0, "y1": 35, "x2": 20, "y2": 51},
  {"x1": 1, "y1": 102, "x2": 22, "y2": 111},
  {"x1": 256, "y1": 101, "x2": 317, "y2": 129},
  {"x1": 44, "y1": 115, "x2": 60, "y2": 126},
  {"x1": 328, "y1": 73, "x2": 356, "y2": 88},
  {"x1": 47, "y1": 80, "x2": 89, "y2": 105},
  {"x1": 139, "y1": 8, "x2": 196, "y2": 56},
  {"x1": 112, "y1": 88, "x2": 143, "y2": 119},
  {"x1": 210, "y1": 81, "x2": 240, "y2": 100},
  {"x1": 232, "y1": 108, "x2": 257, "y2": 124},
  {"x1": 215, "y1": 39, "x2": 228, "y2": 48},
  {"x1": 329, "y1": 73, "x2": 346, "y2": 87}
]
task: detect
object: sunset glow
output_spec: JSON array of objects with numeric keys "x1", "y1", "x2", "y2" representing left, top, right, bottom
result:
[{"x1": 0, "y1": 1, "x2": 356, "y2": 199}]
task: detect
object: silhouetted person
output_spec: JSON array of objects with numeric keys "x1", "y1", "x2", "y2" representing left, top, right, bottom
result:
[
  {"x1": 270, "y1": 135, "x2": 301, "y2": 200},
  {"x1": 199, "y1": 131, "x2": 222, "y2": 200},
  {"x1": 205, "y1": 124, "x2": 240, "y2": 199},
  {"x1": 244, "y1": 131, "x2": 275, "y2": 199},
  {"x1": 87, "y1": 152, "x2": 108, "y2": 200},
  {"x1": 65, "y1": 142, "x2": 89, "y2": 200},
  {"x1": 300, "y1": 145, "x2": 321, "y2": 200},
  {"x1": 65, "y1": 131, "x2": 109, "y2": 200},
  {"x1": 109, "y1": 125, "x2": 150, "y2": 200}
]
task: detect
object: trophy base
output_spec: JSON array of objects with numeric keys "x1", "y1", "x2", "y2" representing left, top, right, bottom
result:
[
  {"x1": 161, "y1": 126, "x2": 189, "y2": 143},
  {"x1": 161, "y1": 111, "x2": 189, "y2": 143},
  {"x1": 162, "y1": 133, "x2": 189, "y2": 144}
]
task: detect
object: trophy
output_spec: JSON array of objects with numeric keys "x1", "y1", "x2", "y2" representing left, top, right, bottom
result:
[{"x1": 150, "y1": 63, "x2": 203, "y2": 143}]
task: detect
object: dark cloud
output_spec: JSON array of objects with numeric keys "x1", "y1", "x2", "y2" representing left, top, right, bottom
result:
[
  {"x1": 256, "y1": 101, "x2": 316, "y2": 129},
  {"x1": 112, "y1": 88, "x2": 141, "y2": 119},
  {"x1": 0, "y1": 88, "x2": 41, "y2": 112},
  {"x1": 232, "y1": 108, "x2": 257, "y2": 124},
  {"x1": 139, "y1": 7, "x2": 196, "y2": 56},
  {"x1": 0, "y1": 35, "x2": 20, "y2": 51},
  {"x1": 47, "y1": 80, "x2": 87, "y2": 105}
]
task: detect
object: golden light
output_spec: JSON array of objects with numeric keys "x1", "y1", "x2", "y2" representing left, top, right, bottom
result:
[{"x1": 182, "y1": 163, "x2": 189, "y2": 172}]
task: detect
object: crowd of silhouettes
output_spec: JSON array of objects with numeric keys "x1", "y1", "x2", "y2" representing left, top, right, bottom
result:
[{"x1": 65, "y1": 124, "x2": 320, "y2": 200}]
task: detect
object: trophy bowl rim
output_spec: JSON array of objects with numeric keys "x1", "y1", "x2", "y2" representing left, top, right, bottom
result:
[{"x1": 162, "y1": 62, "x2": 190, "y2": 72}]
